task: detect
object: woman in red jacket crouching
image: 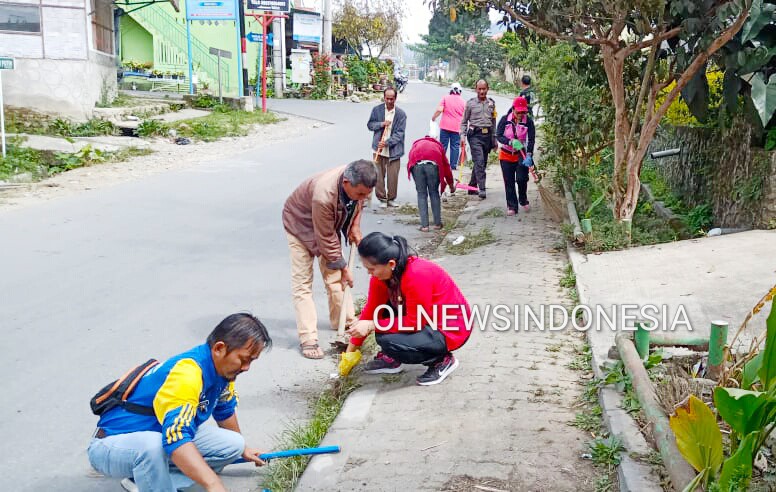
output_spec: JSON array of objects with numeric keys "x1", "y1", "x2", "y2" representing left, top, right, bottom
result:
[{"x1": 346, "y1": 232, "x2": 472, "y2": 385}]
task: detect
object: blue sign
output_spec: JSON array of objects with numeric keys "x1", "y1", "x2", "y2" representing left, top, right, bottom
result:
[
  {"x1": 185, "y1": 0, "x2": 237, "y2": 20},
  {"x1": 247, "y1": 32, "x2": 273, "y2": 44}
]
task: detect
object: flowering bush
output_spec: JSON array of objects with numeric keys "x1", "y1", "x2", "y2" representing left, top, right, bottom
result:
[{"x1": 311, "y1": 53, "x2": 331, "y2": 99}]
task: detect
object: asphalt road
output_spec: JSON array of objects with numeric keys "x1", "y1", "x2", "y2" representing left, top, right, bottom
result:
[{"x1": 0, "y1": 81, "x2": 513, "y2": 491}]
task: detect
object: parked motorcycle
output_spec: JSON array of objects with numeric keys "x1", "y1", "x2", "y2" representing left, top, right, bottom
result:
[{"x1": 395, "y1": 74, "x2": 408, "y2": 93}]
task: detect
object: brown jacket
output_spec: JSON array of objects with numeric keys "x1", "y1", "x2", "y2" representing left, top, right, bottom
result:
[{"x1": 282, "y1": 166, "x2": 363, "y2": 270}]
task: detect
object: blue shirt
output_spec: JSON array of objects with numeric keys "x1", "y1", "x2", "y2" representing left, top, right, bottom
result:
[{"x1": 96, "y1": 344, "x2": 238, "y2": 455}]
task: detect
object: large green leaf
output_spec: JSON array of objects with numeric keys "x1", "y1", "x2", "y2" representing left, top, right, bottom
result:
[
  {"x1": 758, "y1": 297, "x2": 776, "y2": 390},
  {"x1": 743, "y1": 352, "x2": 764, "y2": 389},
  {"x1": 723, "y1": 69, "x2": 742, "y2": 113},
  {"x1": 682, "y1": 67, "x2": 710, "y2": 121},
  {"x1": 750, "y1": 73, "x2": 776, "y2": 127},
  {"x1": 741, "y1": 0, "x2": 776, "y2": 43},
  {"x1": 738, "y1": 45, "x2": 776, "y2": 75},
  {"x1": 670, "y1": 395, "x2": 724, "y2": 474},
  {"x1": 718, "y1": 431, "x2": 758, "y2": 490},
  {"x1": 714, "y1": 387, "x2": 768, "y2": 435}
]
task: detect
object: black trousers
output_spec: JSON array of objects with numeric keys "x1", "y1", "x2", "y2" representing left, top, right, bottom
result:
[
  {"x1": 467, "y1": 132, "x2": 492, "y2": 192},
  {"x1": 500, "y1": 160, "x2": 530, "y2": 210},
  {"x1": 376, "y1": 326, "x2": 449, "y2": 365}
]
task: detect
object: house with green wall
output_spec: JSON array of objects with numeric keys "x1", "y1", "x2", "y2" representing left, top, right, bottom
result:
[{"x1": 117, "y1": 1, "x2": 270, "y2": 96}]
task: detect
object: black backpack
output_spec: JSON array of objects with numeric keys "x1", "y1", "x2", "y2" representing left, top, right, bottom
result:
[{"x1": 90, "y1": 359, "x2": 159, "y2": 416}]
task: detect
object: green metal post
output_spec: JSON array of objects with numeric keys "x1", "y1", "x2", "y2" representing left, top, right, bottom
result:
[
  {"x1": 634, "y1": 322, "x2": 650, "y2": 360},
  {"x1": 708, "y1": 320, "x2": 729, "y2": 380}
]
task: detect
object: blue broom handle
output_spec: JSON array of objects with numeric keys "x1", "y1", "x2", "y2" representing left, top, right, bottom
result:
[{"x1": 235, "y1": 445, "x2": 340, "y2": 463}]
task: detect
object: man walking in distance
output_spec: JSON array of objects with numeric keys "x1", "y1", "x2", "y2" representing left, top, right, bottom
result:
[
  {"x1": 88, "y1": 313, "x2": 272, "y2": 492},
  {"x1": 519, "y1": 74, "x2": 536, "y2": 117},
  {"x1": 460, "y1": 79, "x2": 497, "y2": 199},
  {"x1": 283, "y1": 160, "x2": 377, "y2": 359},
  {"x1": 367, "y1": 87, "x2": 407, "y2": 208}
]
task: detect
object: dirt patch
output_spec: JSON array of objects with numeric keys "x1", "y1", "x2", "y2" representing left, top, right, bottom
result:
[
  {"x1": 441, "y1": 475, "x2": 516, "y2": 492},
  {"x1": 0, "y1": 115, "x2": 315, "y2": 212}
]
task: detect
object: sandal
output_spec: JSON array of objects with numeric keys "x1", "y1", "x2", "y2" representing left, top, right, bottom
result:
[
  {"x1": 433, "y1": 224, "x2": 444, "y2": 230},
  {"x1": 419, "y1": 226, "x2": 430, "y2": 232},
  {"x1": 300, "y1": 342, "x2": 324, "y2": 359}
]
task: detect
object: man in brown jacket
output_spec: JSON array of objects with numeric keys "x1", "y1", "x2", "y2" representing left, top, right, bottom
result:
[{"x1": 282, "y1": 160, "x2": 377, "y2": 359}]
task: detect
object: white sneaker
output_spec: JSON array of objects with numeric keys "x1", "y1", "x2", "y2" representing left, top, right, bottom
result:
[
  {"x1": 121, "y1": 478, "x2": 139, "y2": 492},
  {"x1": 379, "y1": 201, "x2": 388, "y2": 208},
  {"x1": 387, "y1": 200, "x2": 397, "y2": 207}
]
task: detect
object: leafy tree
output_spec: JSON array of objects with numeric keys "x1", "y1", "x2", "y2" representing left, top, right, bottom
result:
[
  {"x1": 333, "y1": 0, "x2": 404, "y2": 59},
  {"x1": 444, "y1": 0, "x2": 752, "y2": 220}
]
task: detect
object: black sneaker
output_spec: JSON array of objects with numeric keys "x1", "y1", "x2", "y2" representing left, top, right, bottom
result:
[
  {"x1": 363, "y1": 352, "x2": 403, "y2": 374},
  {"x1": 416, "y1": 355, "x2": 459, "y2": 386},
  {"x1": 478, "y1": 191, "x2": 487, "y2": 200}
]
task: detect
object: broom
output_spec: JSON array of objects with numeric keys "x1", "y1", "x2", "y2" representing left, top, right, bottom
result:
[
  {"x1": 529, "y1": 165, "x2": 565, "y2": 222},
  {"x1": 455, "y1": 139, "x2": 479, "y2": 192},
  {"x1": 366, "y1": 122, "x2": 393, "y2": 208}
]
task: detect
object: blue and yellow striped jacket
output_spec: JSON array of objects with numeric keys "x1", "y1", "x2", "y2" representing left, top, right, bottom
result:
[{"x1": 96, "y1": 344, "x2": 238, "y2": 455}]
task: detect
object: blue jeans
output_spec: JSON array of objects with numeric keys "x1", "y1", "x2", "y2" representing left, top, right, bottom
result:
[
  {"x1": 439, "y1": 129, "x2": 460, "y2": 170},
  {"x1": 88, "y1": 425, "x2": 244, "y2": 492}
]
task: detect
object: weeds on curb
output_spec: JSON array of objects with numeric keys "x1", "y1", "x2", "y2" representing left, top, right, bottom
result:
[
  {"x1": 588, "y1": 436, "x2": 624, "y2": 468},
  {"x1": 567, "y1": 344, "x2": 592, "y2": 371},
  {"x1": 571, "y1": 405, "x2": 603, "y2": 432},
  {"x1": 170, "y1": 109, "x2": 279, "y2": 142},
  {"x1": 559, "y1": 263, "x2": 576, "y2": 288},
  {"x1": 594, "y1": 474, "x2": 615, "y2": 492},
  {"x1": 261, "y1": 377, "x2": 360, "y2": 491},
  {"x1": 445, "y1": 227, "x2": 495, "y2": 255},
  {"x1": 478, "y1": 207, "x2": 505, "y2": 219}
]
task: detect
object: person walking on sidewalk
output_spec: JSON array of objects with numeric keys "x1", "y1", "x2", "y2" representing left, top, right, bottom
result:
[
  {"x1": 283, "y1": 160, "x2": 377, "y2": 359},
  {"x1": 519, "y1": 74, "x2": 536, "y2": 117},
  {"x1": 460, "y1": 79, "x2": 497, "y2": 199},
  {"x1": 345, "y1": 233, "x2": 472, "y2": 386},
  {"x1": 496, "y1": 96, "x2": 535, "y2": 216},
  {"x1": 87, "y1": 313, "x2": 272, "y2": 492},
  {"x1": 367, "y1": 87, "x2": 407, "y2": 208},
  {"x1": 407, "y1": 136, "x2": 455, "y2": 232},
  {"x1": 431, "y1": 82, "x2": 466, "y2": 170}
]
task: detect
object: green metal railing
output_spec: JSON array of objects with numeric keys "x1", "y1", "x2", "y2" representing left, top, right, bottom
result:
[{"x1": 129, "y1": 5, "x2": 230, "y2": 90}]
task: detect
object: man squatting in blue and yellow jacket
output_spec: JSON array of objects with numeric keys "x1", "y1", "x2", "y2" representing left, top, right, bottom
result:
[{"x1": 88, "y1": 314, "x2": 272, "y2": 492}]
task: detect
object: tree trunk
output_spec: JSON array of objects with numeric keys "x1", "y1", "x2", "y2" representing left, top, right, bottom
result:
[{"x1": 601, "y1": 45, "x2": 631, "y2": 220}]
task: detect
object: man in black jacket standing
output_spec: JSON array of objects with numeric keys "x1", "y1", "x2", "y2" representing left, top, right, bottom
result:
[{"x1": 367, "y1": 87, "x2": 407, "y2": 208}]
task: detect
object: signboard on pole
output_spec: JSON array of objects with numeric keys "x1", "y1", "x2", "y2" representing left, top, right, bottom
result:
[
  {"x1": 0, "y1": 57, "x2": 14, "y2": 70},
  {"x1": 292, "y1": 12, "x2": 322, "y2": 44},
  {"x1": 185, "y1": 0, "x2": 237, "y2": 20},
  {"x1": 247, "y1": 0, "x2": 289, "y2": 12},
  {"x1": 247, "y1": 32, "x2": 273, "y2": 43}
]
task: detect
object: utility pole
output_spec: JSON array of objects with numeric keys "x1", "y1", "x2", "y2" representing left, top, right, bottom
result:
[
  {"x1": 272, "y1": 16, "x2": 284, "y2": 98},
  {"x1": 322, "y1": 0, "x2": 332, "y2": 57},
  {"x1": 238, "y1": 0, "x2": 249, "y2": 96}
]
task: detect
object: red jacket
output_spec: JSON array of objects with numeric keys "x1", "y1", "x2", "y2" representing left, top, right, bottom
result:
[
  {"x1": 350, "y1": 257, "x2": 472, "y2": 351},
  {"x1": 406, "y1": 137, "x2": 456, "y2": 194}
]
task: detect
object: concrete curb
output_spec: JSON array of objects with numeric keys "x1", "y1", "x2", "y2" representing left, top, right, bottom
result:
[{"x1": 567, "y1": 245, "x2": 663, "y2": 492}]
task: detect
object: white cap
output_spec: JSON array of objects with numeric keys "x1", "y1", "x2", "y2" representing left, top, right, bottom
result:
[{"x1": 450, "y1": 82, "x2": 462, "y2": 94}]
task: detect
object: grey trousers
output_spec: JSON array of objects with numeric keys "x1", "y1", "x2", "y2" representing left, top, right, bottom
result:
[{"x1": 411, "y1": 162, "x2": 441, "y2": 227}]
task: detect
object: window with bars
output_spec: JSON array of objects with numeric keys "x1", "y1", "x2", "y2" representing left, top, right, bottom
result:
[{"x1": 91, "y1": 0, "x2": 113, "y2": 54}]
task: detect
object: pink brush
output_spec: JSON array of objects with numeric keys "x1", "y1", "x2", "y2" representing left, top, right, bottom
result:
[{"x1": 455, "y1": 181, "x2": 479, "y2": 192}]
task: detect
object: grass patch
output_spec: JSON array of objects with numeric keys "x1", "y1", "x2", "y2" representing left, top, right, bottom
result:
[
  {"x1": 394, "y1": 202, "x2": 419, "y2": 215},
  {"x1": 0, "y1": 138, "x2": 152, "y2": 181},
  {"x1": 567, "y1": 344, "x2": 592, "y2": 371},
  {"x1": 559, "y1": 263, "x2": 576, "y2": 288},
  {"x1": 571, "y1": 404, "x2": 603, "y2": 432},
  {"x1": 170, "y1": 108, "x2": 280, "y2": 142},
  {"x1": 588, "y1": 436, "x2": 625, "y2": 468},
  {"x1": 261, "y1": 377, "x2": 360, "y2": 491},
  {"x1": 445, "y1": 227, "x2": 495, "y2": 255},
  {"x1": 478, "y1": 207, "x2": 505, "y2": 218},
  {"x1": 594, "y1": 474, "x2": 615, "y2": 492},
  {"x1": 545, "y1": 342, "x2": 562, "y2": 353}
]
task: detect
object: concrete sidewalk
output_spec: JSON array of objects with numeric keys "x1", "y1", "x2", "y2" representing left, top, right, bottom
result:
[{"x1": 296, "y1": 165, "x2": 598, "y2": 491}]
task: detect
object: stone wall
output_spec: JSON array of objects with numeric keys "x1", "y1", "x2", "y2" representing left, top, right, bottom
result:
[{"x1": 650, "y1": 119, "x2": 776, "y2": 229}]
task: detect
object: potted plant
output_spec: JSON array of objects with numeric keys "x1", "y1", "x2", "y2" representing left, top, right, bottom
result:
[{"x1": 581, "y1": 194, "x2": 604, "y2": 235}]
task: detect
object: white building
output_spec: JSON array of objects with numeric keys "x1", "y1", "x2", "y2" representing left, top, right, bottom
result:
[{"x1": 0, "y1": 0, "x2": 118, "y2": 119}]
